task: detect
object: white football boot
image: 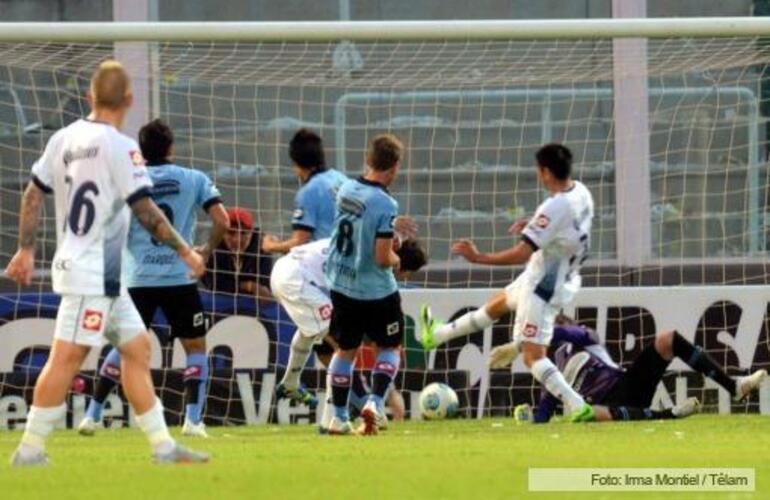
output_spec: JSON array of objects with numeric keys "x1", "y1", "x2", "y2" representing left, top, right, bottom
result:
[
  {"x1": 77, "y1": 416, "x2": 98, "y2": 437},
  {"x1": 182, "y1": 419, "x2": 210, "y2": 438},
  {"x1": 735, "y1": 369, "x2": 768, "y2": 401}
]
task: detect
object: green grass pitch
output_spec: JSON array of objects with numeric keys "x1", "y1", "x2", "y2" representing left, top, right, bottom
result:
[{"x1": 1, "y1": 415, "x2": 768, "y2": 499}]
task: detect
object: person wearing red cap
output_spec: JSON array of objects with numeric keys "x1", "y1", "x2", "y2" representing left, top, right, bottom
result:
[{"x1": 202, "y1": 207, "x2": 273, "y2": 304}]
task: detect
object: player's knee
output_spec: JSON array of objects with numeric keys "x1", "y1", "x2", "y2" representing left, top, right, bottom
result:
[
  {"x1": 520, "y1": 342, "x2": 545, "y2": 368},
  {"x1": 654, "y1": 330, "x2": 675, "y2": 360},
  {"x1": 49, "y1": 341, "x2": 89, "y2": 370},
  {"x1": 120, "y1": 331, "x2": 151, "y2": 366}
]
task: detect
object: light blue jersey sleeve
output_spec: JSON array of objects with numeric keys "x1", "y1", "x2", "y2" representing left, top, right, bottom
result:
[
  {"x1": 194, "y1": 170, "x2": 222, "y2": 210},
  {"x1": 292, "y1": 185, "x2": 318, "y2": 233},
  {"x1": 292, "y1": 169, "x2": 348, "y2": 240}
]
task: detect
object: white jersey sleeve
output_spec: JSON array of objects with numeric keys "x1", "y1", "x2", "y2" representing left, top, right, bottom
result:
[
  {"x1": 521, "y1": 196, "x2": 571, "y2": 250},
  {"x1": 30, "y1": 130, "x2": 62, "y2": 193},
  {"x1": 107, "y1": 138, "x2": 153, "y2": 203}
]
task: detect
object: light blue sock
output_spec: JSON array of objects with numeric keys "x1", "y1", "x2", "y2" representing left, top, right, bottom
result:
[
  {"x1": 184, "y1": 353, "x2": 209, "y2": 424},
  {"x1": 327, "y1": 355, "x2": 353, "y2": 421},
  {"x1": 370, "y1": 349, "x2": 400, "y2": 408},
  {"x1": 86, "y1": 348, "x2": 122, "y2": 422}
]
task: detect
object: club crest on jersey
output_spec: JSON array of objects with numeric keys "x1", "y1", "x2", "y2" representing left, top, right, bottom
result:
[
  {"x1": 318, "y1": 304, "x2": 332, "y2": 321},
  {"x1": 535, "y1": 214, "x2": 550, "y2": 229},
  {"x1": 293, "y1": 208, "x2": 304, "y2": 220},
  {"x1": 82, "y1": 310, "x2": 103, "y2": 331},
  {"x1": 129, "y1": 150, "x2": 145, "y2": 167},
  {"x1": 523, "y1": 323, "x2": 538, "y2": 337}
]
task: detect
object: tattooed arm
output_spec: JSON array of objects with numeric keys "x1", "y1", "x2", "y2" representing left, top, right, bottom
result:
[
  {"x1": 4, "y1": 182, "x2": 46, "y2": 285},
  {"x1": 130, "y1": 196, "x2": 205, "y2": 278}
]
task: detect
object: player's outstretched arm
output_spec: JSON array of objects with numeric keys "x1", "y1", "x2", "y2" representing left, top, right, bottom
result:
[
  {"x1": 130, "y1": 196, "x2": 205, "y2": 278},
  {"x1": 452, "y1": 239, "x2": 534, "y2": 266},
  {"x1": 261, "y1": 229, "x2": 312, "y2": 254},
  {"x1": 198, "y1": 202, "x2": 229, "y2": 261},
  {"x1": 4, "y1": 181, "x2": 45, "y2": 286}
]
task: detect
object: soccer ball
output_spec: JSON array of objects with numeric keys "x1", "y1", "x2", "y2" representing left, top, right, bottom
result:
[{"x1": 419, "y1": 382, "x2": 459, "y2": 420}]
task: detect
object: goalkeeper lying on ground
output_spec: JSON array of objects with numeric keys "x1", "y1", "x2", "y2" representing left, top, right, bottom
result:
[{"x1": 490, "y1": 316, "x2": 767, "y2": 423}]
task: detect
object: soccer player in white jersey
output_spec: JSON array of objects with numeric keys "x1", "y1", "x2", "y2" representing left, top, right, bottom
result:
[
  {"x1": 270, "y1": 236, "x2": 427, "y2": 430},
  {"x1": 4, "y1": 61, "x2": 209, "y2": 465},
  {"x1": 419, "y1": 144, "x2": 596, "y2": 422}
]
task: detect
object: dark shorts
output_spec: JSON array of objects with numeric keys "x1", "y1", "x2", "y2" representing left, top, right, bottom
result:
[
  {"x1": 313, "y1": 337, "x2": 336, "y2": 357},
  {"x1": 329, "y1": 290, "x2": 404, "y2": 351},
  {"x1": 128, "y1": 284, "x2": 207, "y2": 339},
  {"x1": 602, "y1": 344, "x2": 669, "y2": 408}
]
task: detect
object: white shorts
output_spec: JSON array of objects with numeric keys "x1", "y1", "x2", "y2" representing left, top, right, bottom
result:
[
  {"x1": 504, "y1": 274, "x2": 559, "y2": 347},
  {"x1": 270, "y1": 257, "x2": 331, "y2": 339},
  {"x1": 53, "y1": 294, "x2": 146, "y2": 347}
]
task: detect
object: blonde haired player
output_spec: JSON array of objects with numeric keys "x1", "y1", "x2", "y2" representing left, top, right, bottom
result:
[
  {"x1": 419, "y1": 144, "x2": 596, "y2": 422},
  {"x1": 4, "y1": 60, "x2": 208, "y2": 465}
]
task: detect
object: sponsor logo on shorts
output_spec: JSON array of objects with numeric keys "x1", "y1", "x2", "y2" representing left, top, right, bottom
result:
[
  {"x1": 318, "y1": 304, "x2": 332, "y2": 321},
  {"x1": 523, "y1": 323, "x2": 538, "y2": 337},
  {"x1": 129, "y1": 150, "x2": 145, "y2": 167},
  {"x1": 193, "y1": 312, "x2": 204, "y2": 327},
  {"x1": 82, "y1": 310, "x2": 103, "y2": 332},
  {"x1": 535, "y1": 214, "x2": 550, "y2": 229},
  {"x1": 387, "y1": 322, "x2": 400, "y2": 336}
]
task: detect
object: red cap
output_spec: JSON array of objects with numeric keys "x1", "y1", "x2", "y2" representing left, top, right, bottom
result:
[{"x1": 227, "y1": 207, "x2": 254, "y2": 230}]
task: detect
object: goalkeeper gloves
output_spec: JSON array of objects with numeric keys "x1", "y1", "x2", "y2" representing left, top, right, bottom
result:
[{"x1": 488, "y1": 341, "x2": 519, "y2": 369}]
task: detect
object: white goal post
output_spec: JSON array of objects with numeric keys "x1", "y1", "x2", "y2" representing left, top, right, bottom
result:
[{"x1": 1, "y1": 18, "x2": 769, "y2": 426}]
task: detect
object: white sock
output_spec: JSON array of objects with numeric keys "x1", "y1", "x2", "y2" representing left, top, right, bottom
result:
[
  {"x1": 281, "y1": 331, "x2": 315, "y2": 389},
  {"x1": 530, "y1": 358, "x2": 585, "y2": 413},
  {"x1": 19, "y1": 404, "x2": 66, "y2": 453},
  {"x1": 319, "y1": 374, "x2": 333, "y2": 429},
  {"x1": 135, "y1": 399, "x2": 174, "y2": 455},
  {"x1": 433, "y1": 307, "x2": 496, "y2": 345}
]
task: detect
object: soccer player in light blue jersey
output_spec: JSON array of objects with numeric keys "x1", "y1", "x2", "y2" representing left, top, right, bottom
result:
[
  {"x1": 79, "y1": 119, "x2": 229, "y2": 438},
  {"x1": 324, "y1": 134, "x2": 405, "y2": 435},
  {"x1": 262, "y1": 129, "x2": 346, "y2": 407},
  {"x1": 262, "y1": 129, "x2": 348, "y2": 253}
]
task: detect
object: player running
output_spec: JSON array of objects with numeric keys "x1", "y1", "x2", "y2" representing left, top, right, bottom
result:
[
  {"x1": 78, "y1": 119, "x2": 229, "y2": 438},
  {"x1": 492, "y1": 317, "x2": 768, "y2": 423},
  {"x1": 5, "y1": 61, "x2": 208, "y2": 465},
  {"x1": 324, "y1": 134, "x2": 407, "y2": 435},
  {"x1": 419, "y1": 144, "x2": 597, "y2": 422},
  {"x1": 270, "y1": 236, "x2": 427, "y2": 430}
]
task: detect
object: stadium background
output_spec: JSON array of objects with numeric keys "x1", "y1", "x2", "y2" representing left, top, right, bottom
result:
[{"x1": 1, "y1": 0, "x2": 769, "y2": 426}]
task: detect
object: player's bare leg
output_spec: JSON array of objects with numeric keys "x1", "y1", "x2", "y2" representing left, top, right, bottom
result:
[
  {"x1": 521, "y1": 342, "x2": 593, "y2": 422},
  {"x1": 179, "y1": 336, "x2": 210, "y2": 437},
  {"x1": 11, "y1": 340, "x2": 89, "y2": 466},
  {"x1": 120, "y1": 331, "x2": 208, "y2": 464},
  {"x1": 419, "y1": 291, "x2": 508, "y2": 349}
]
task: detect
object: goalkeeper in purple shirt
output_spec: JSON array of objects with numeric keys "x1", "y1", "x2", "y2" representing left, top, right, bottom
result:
[{"x1": 492, "y1": 316, "x2": 767, "y2": 423}]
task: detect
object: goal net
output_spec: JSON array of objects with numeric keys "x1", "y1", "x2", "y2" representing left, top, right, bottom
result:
[{"x1": 1, "y1": 22, "x2": 769, "y2": 427}]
